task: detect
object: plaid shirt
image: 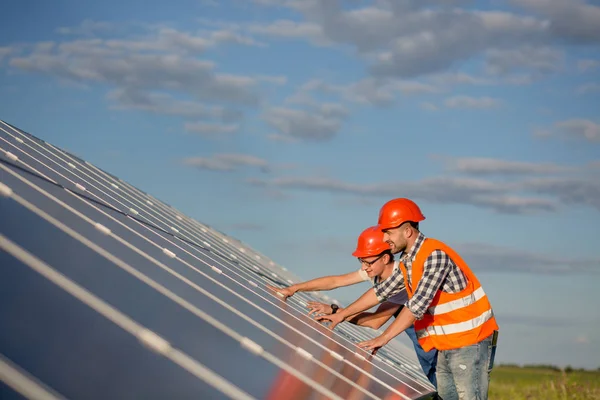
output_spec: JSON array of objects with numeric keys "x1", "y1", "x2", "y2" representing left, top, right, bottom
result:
[{"x1": 374, "y1": 232, "x2": 468, "y2": 319}]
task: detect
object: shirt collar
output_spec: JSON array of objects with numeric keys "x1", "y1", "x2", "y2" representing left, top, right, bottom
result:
[{"x1": 400, "y1": 232, "x2": 426, "y2": 264}]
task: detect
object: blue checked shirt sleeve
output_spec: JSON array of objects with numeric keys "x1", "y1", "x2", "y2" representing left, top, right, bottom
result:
[
  {"x1": 406, "y1": 250, "x2": 452, "y2": 319},
  {"x1": 374, "y1": 267, "x2": 405, "y2": 303}
]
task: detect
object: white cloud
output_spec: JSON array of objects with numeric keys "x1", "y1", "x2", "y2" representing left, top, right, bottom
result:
[
  {"x1": 503, "y1": 74, "x2": 535, "y2": 85},
  {"x1": 182, "y1": 153, "x2": 270, "y2": 172},
  {"x1": 537, "y1": 119, "x2": 600, "y2": 142},
  {"x1": 56, "y1": 19, "x2": 114, "y2": 36},
  {"x1": 247, "y1": 157, "x2": 600, "y2": 213},
  {"x1": 285, "y1": 77, "x2": 438, "y2": 108},
  {"x1": 183, "y1": 122, "x2": 240, "y2": 136},
  {"x1": 10, "y1": 32, "x2": 262, "y2": 98},
  {"x1": 484, "y1": 46, "x2": 564, "y2": 76},
  {"x1": 266, "y1": 133, "x2": 299, "y2": 143},
  {"x1": 518, "y1": 176, "x2": 600, "y2": 210},
  {"x1": 440, "y1": 156, "x2": 577, "y2": 175},
  {"x1": 250, "y1": 0, "x2": 600, "y2": 81},
  {"x1": 577, "y1": 59, "x2": 599, "y2": 72},
  {"x1": 444, "y1": 95, "x2": 502, "y2": 109},
  {"x1": 248, "y1": 20, "x2": 327, "y2": 45},
  {"x1": 263, "y1": 103, "x2": 349, "y2": 142},
  {"x1": 247, "y1": 175, "x2": 559, "y2": 214},
  {"x1": 0, "y1": 46, "x2": 13, "y2": 62},
  {"x1": 256, "y1": 75, "x2": 288, "y2": 85},
  {"x1": 208, "y1": 29, "x2": 266, "y2": 47},
  {"x1": 457, "y1": 242, "x2": 600, "y2": 274},
  {"x1": 11, "y1": 51, "x2": 260, "y2": 104},
  {"x1": 421, "y1": 102, "x2": 439, "y2": 111},
  {"x1": 576, "y1": 82, "x2": 600, "y2": 95},
  {"x1": 7, "y1": 23, "x2": 280, "y2": 133},
  {"x1": 512, "y1": 0, "x2": 600, "y2": 44},
  {"x1": 428, "y1": 72, "x2": 496, "y2": 86},
  {"x1": 107, "y1": 88, "x2": 243, "y2": 121},
  {"x1": 341, "y1": 78, "x2": 438, "y2": 105}
]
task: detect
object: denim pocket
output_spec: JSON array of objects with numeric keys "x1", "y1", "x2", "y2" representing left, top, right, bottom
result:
[{"x1": 488, "y1": 331, "x2": 498, "y2": 372}]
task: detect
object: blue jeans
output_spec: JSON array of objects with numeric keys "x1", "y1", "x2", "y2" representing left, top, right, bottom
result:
[
  {"x1": 405, "y1": 325, "x2": 438, "y2": 388},
  {"x1": 436, "y1": 331, "x2": 498, "y2": 400}
]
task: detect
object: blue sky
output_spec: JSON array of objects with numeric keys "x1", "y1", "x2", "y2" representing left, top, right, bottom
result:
[{"x1": 1, "y1": 0, "x2": 599, "y2": 369}]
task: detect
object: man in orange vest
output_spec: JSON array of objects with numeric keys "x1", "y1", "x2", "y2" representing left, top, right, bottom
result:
[
  {"x1": 319, "y1": 198, "x2": 499, "y2": 400},
  {"x1": 266, "y1": 226, "x2": 439, "y2": 387}
]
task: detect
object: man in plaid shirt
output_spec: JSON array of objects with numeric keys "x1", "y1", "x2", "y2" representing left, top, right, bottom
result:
[
  {"x1": 373, "y1": 230, "x2": 468, "y2": 321},
  {"x1": 320, "y1": 198, "x2": 499, "y2": 400}
]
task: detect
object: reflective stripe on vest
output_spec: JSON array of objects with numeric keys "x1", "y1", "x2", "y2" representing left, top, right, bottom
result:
[
  {"x1": 416, "y1": 308, "x2": 495, "y2": 339},
  {"x1": 427, "y1": 286, "x2": 487, "y2": 316}
]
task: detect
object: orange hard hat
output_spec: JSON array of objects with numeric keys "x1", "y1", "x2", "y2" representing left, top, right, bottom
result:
[
  {"x1": 352, "y1": 226, "x2": 390, "y2": 258},
  {"x1": 378, "y1": 198, "x2": 425, "y2": 231}
]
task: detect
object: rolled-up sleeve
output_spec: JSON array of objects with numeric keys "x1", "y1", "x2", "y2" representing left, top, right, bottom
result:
[
  {"x1": 357, "y1": 268, "x2": 370, "y2": 282},
  {"x1": 406, "y1": 250, "x2": 452, "y2": 319}
]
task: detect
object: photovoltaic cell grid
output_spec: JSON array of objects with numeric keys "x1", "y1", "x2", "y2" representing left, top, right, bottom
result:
[{"x1": 0, "y1": 119, "x2": 437, "y2": 400}]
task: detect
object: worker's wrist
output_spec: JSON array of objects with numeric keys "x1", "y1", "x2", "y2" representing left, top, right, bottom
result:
[
  {"x1": 336, "y1": 308, "x2": 350, "y2": 320},
  {"x1": 380, "y1": 331, "x2": 394, "y2": 344}
]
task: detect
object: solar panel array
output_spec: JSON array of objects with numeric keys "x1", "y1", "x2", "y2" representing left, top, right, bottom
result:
[{"x1": 0, "y1": 119, "x2": 436, "y2": 400}]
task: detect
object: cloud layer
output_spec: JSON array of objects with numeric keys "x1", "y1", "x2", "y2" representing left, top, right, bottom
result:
[
  {"x1": 456, "y1": 242, "x2": 600, "y2": 275},
  {"x1": 7, "y1": 1, "x2": 600, "y2": 144},
  {"x1": 251, "y1": 0, "x2": 600, "y2": 80},
  {"x1": 246, "y1": 157, "x2": 600, "y2": 214},
  {"x1": 7, "y1": 22, "x2": 274, "y2": 135}
]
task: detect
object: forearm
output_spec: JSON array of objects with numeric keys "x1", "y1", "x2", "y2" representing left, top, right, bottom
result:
[
  {"x1": 332, "y1": 307, "x2": 366, "y2": 325},
  {"x1": 348, "y1": 312, "x2": 385, "y2": 329},
  {"x1": 292, "y1": 274, "x2": 352, "y2": 293},
  {"x1": 335, "y1": 288, "x2": 380, "y2": 322},
  {"x1": 348, "y1": 303, "x2": 399, "y2": 329},
  {"x1": 291, "y1": 276, "x2": 333, "y2": 292},
  {"x1": 320, "y1": 307, "x2": 378, "y2": 328},
  {"x1": 379, "y1": 307, "x2": 416, "y2": 342}
]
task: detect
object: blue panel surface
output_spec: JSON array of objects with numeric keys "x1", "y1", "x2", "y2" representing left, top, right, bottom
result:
[{"x1": 0, "y1": 251, "x2": 231, "y2": 400}]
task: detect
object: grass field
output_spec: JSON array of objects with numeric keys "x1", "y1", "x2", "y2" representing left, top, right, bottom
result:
[{"x1": 489, "y1": 365, "x2": 600, "y2": 400}]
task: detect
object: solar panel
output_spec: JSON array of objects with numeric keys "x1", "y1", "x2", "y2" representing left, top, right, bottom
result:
[{"x1": 0, "y1": 119, "x2": 437, "y2": 400}]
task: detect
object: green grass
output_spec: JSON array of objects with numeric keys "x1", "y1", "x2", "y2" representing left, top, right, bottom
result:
[{"x1": 489, "y1": 365, "x2": 600, "y2": 400}]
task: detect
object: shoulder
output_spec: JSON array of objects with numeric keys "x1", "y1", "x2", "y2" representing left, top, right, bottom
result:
[
  {"x1": 424, "y1": 249, "x2": 453, "y2": 267},
  {"x1": 418, "y1": 238, "x2": 453, "y2": 259},
  {"x1": 421, "y1": 237, "x2": 449, "y2": 251},
  {"x1": 357, "y1": 268, "x2": 376, "y2": 284},
  {"x1": 357, "y1": 268, "x2": 370, "y2": 282}
]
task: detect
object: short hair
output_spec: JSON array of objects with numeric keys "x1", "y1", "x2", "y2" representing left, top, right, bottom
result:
[{"x1": 381, "y1": 249, "x2": 395, "y2": 262}]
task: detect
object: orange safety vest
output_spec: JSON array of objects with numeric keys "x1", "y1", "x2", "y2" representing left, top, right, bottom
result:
[{"x1": 399, "y1": 238, "x2": 499, "y2": 352}]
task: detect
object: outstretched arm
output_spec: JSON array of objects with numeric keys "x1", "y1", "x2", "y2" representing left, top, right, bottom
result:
[
  {"x1": 348, "y1": 302, "x2": 400, "y2": 329},
  {"x1": 316, "y1": 287, "x2": 380, "y2": 329},
  {"x1": 358, "y1": 306, "x2": 416, "y2": 354},
  {"x1": 307, "y1": 301, "x2": 399, "y2": 330},
  {"x1": 266, "y1": 270, "x2": 366, "y2": 300}
]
